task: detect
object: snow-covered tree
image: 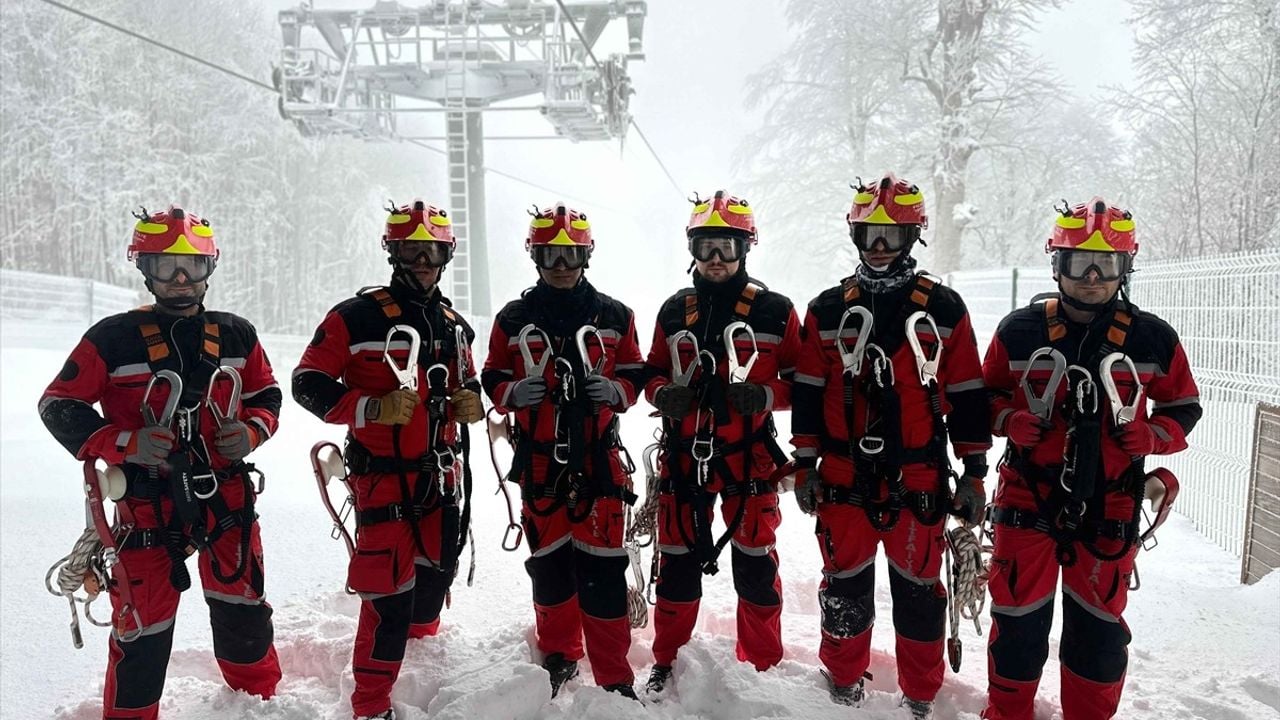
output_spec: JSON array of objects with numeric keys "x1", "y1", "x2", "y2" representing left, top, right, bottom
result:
[{"x1": 1118, "y1": 0, "x2": 1280, "y2": 257}]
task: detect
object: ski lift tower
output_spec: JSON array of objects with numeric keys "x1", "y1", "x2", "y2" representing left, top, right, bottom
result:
[{"x1": 274, "y1": 0, "x2": 647, "y2": 318}]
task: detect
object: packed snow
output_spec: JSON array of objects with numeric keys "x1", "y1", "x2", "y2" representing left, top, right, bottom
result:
[{"x1": 2, "y1": 328, "x2": 1277, "y2": 720}]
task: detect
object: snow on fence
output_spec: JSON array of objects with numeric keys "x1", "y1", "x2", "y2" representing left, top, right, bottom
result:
[{"x1": 949, "y1": 249, "x2": 1280, "y2": 558}]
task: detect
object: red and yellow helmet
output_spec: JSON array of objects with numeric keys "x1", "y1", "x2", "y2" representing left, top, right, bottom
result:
[
  {"x1": 847, "y1": 173, "x2": 928, "y2": 227},
  {"x1": 127, "y1": 205, "x2": 219, "y2": 260},
  {"x1": 1047, "y1": 198, "x2": 1137, "y2": 255},
  {"x1": 526, "y1": 203, "x2": 593, "y2": 249},
  {"x1": 382, "y1": 199, "x2": 454, "y2": 249},
  {"x1": 687, "y1": 191, "x2": 757, "y2": 244}
]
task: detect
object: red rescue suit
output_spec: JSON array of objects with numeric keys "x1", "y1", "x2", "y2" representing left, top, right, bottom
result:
[
  {"x1": 481, "y1": 279, "x2": 645, "y2": 689},
  {"x1": 643, "y1": 273, "x2": 801, "y2": 670},
  {"x1": 39, "y1": 308, "x2": 282, "y2": 720},
  {"x1": 980, "y1": 297, "x2": 1201, "y2": 720},
  {"x1": 292, "y1": 285, "x2": 478, "y2": 719},
  {"x1": 792, "y1": 274, "x2": 992, "y2": 702}
]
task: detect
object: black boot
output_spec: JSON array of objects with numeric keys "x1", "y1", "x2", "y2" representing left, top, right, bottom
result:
[
  {"x1": 603, "y1": 683, "x2": 639, "y2": 701},
  {"x1": 901, "y1": 695, "x2": 934, "y2": 719},
  {"x1": 645, "y1": 664, "x2": 674, "y2": 695},
  {"x1": 543, "y1": 652, "x2": 579, "y2": 698},
  {"x1": 821, "y1": 670, "x2": 865, "y2": 707}
]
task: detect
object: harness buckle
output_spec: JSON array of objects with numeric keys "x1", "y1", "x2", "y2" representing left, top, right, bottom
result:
[{"x1": 858, "y1": 435, "x2": 886, "y2": 456}]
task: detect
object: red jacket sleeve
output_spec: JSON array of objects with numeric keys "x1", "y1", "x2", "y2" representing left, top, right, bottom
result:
[
  {"x1": 39, "y1": 337, "x2": 131, "y2": 463},
  {"x1": 790, "y1": 307, "x2": 829, "y2": 460},
  {"x1": 292, "y1": 310, "x2": 366, "y2": 426}
]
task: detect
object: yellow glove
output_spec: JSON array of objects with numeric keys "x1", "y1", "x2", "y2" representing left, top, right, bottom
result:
[
  {"x1": 366, "y1": 388, "x2": 418, "y2": 426},
  {"x1": 450, "y1": 388, "x2": 484, "y2": 424}
]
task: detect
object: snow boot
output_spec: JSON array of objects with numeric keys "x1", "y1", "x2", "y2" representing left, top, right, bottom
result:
[
  {"x1": 900, "y1": 696, "x2": 934, "y2": 719},
  {"x1": 645, "y1": 664, "x2": 674, "y2": 695},
  {"x1": 821, "y1": 670, "x2": 866, "y2": 707},
  {"x1": 603, "y1": 683, "x2": 639, "y2": 701},
  {"x1": 543, "y1": 652, "x2": 579, "y2": 698},
  {"x1": 355, "y1": 710, "x2": 395, "y2": 720}
]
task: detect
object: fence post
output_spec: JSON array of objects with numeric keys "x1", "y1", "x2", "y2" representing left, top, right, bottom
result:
[{"x1": 1010, "y1": 267, "x2": 1019, "y2": 311}]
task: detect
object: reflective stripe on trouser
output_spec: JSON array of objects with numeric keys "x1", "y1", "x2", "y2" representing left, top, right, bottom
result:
[
  {"x1": 348, "y1": 508, "x2": 452, "y2": 717},
  {"x1": 652, "y1": 490, "x2": 783, "y2": 669},
  {"x1": 813, "y1": 499, "x2": 946, "y2": 700},
  {"x1": 523, "y1": 491, "x2": 635, "y2": 688},
  {"x1": 982, "y1": 525, "x2": 1137, "y2": 720},
  {"x1": 104, "y1": 513, "x2": 278, "y2": 720}
]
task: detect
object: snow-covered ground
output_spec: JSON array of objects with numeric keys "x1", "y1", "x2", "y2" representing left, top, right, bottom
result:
[{"x1": 3, "y1": 332, "x2": 1278, "y2": 720}]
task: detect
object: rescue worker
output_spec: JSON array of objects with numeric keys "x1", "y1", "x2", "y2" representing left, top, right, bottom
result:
[
  {"x1": 792, "y1": 173, "x2": 992, "y2": 718},
  {"x1": 292, "y1": 200, "x2": 484, "y2": 720},
  {"x1": 39, "y1": 205, "x2": 282, "y2": 720},
  {"x1": 980, "y1": 199, "x2": 1201, "y2": 720},
  {"x1": 642, "y1": 191, "x2": 802, "y2": 693},
  {"x1": 481, "y1": 203, "x2": 646, "y2": 699}
]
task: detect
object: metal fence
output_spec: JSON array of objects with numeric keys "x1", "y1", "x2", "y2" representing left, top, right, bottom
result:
[
  {"x1": 949, "y1": 249, "x2": 1280, "y2": 556},
  {"x1": 0, "y1": 268, "x2": 141, "y2": 325}
]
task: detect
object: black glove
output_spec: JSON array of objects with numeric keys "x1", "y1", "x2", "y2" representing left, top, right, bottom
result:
[
  {"x1": 795, "y1": 465, "x2": 822, "y2": 515},
  {"x1": 952, "y1": 476, "x2": 987, "y2": 526},
  {"x1": 508, "y1": 376, "x2": 547, "y2": 409},
  {"x1": 585, "y1": 376, "x2": 623, "y2": 407},
  {"x1": 653, "y1": 384, "x2": 697, "y2": 419},
  {"x1": 726, "y1": 382, "x2": 768, "y2": 415}
]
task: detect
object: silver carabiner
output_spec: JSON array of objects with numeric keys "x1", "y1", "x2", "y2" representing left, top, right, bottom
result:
[
  {"x1": 723, "y1": 321, "x2": 758, "y2": 384},
  {"x1": 641, "y1": 441, "x2": 662, "y2": 481},
  {"x1": 384, "y1": 325, "x2": 421, "y2": 392},
  {"x1": 835, "y1": 306, "x2": 874, "y2": 377},
  {"x1": 1020, "y1": 347, "x2": 1067, "y2": 421},
  {"x1": 905, "y1": 310, "x2": 942, "y2": 387},
  {"x1": 517, "y1": 324, "x2": 552, "y2": 377},
  {"x1": 206, "y1": 366, "x2": 242, "y2": 430},
  {"x1": 454, "y1": 324, "x2": 471, "y2": 382},
  {"x1": 575, "y1": 324, "x2": 607, "y2": 376},
  {"x1": 142, "y1": 369, "x2": 183, "y2": 427},
  {"x1": 1099, "y1": 352, "x2": 1143, "y2": 426},
  {"x1": 865, "y1": 344, "x2": 893, "y2": 388},
  {"x1": 425, "y1": 362, "x2": 451, "y2": 392},
  {"x1": 1066, "y1": 365, "x2": 1098, "y2": 415},
  {"x1": 668, "y1": 330, "x2": 702, "y2": 387}
]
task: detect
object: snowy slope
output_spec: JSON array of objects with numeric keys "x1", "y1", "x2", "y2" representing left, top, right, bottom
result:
[{"x1": 2, "y1": 335, "x2": 1277, "y2": 720}]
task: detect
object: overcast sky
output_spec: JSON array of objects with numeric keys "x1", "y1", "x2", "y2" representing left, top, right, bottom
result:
[{"x1": 258, "y1": 0, "x2": 1138, "y2": 314}]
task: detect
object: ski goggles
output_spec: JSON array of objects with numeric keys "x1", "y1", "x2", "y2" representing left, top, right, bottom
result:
[
  {"x1": 1053, "y1": 250, "x2": 1133, "y2": 281},
  {"x1": 531, "y1": 244, "x2": 591, "y2": 270},
  {"x1": 688, "y1": 234, "x2": 746, "y2": 262},
  {"x1": 850, "y1": 223, "x2": 919, "y2": 253},
  {"x1": 391, "y1": 240, "x2": 454, "y2": 268},
  {"x1": 136, "y1": 253, "x2": 215, "y2": 283}
]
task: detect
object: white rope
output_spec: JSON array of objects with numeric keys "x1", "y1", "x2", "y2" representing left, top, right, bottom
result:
[
  {"x1": 45, "y1": 527, "x2": 112, "y2": 648},
  {"x1": 945, "y1": 523, "x2": 990, "y2": 670}
]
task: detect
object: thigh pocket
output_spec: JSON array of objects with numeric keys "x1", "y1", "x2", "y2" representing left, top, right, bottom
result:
[{"x1": 348, "y1": 547, "x2": 402, "y2": 596}]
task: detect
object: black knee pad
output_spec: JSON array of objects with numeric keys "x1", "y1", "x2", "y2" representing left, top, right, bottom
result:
[
  {"x1": 412, "y1": 565, "x2": 451, "y2": 625},
  {"x1": 821, "y1": 566, "x2": 875, "y2": 639},
  {"x1": 573, "y1": 550, "x2": 628, "y2": 619},
  {"x1": 369, "y1": 591, "x2": 414, "y2": 662},
  {"x1": 208, "y1": 597, "x2": 274, "y2": 664},
  {"x1": 656, "y1": 551, "x2": 702, "y2": 603},
  {"x1": 990, "y1": 596, "x2": 1055, "y2": 681},
  {"x1": 111, "y1": 628, "x2": 174, "y2": 710},
  {"x1": 1060, "y1": 593, "x2": 1131, "y2": 683},
  {"x1": 731, "y1": 547, "x2": 780, "y2": 607},
  {"x1": 887, "y1": 566, "x2": 946, "y2": 642},
  {"x1": 525, "y1": 541, "x2": 577, "y2": 607}
]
